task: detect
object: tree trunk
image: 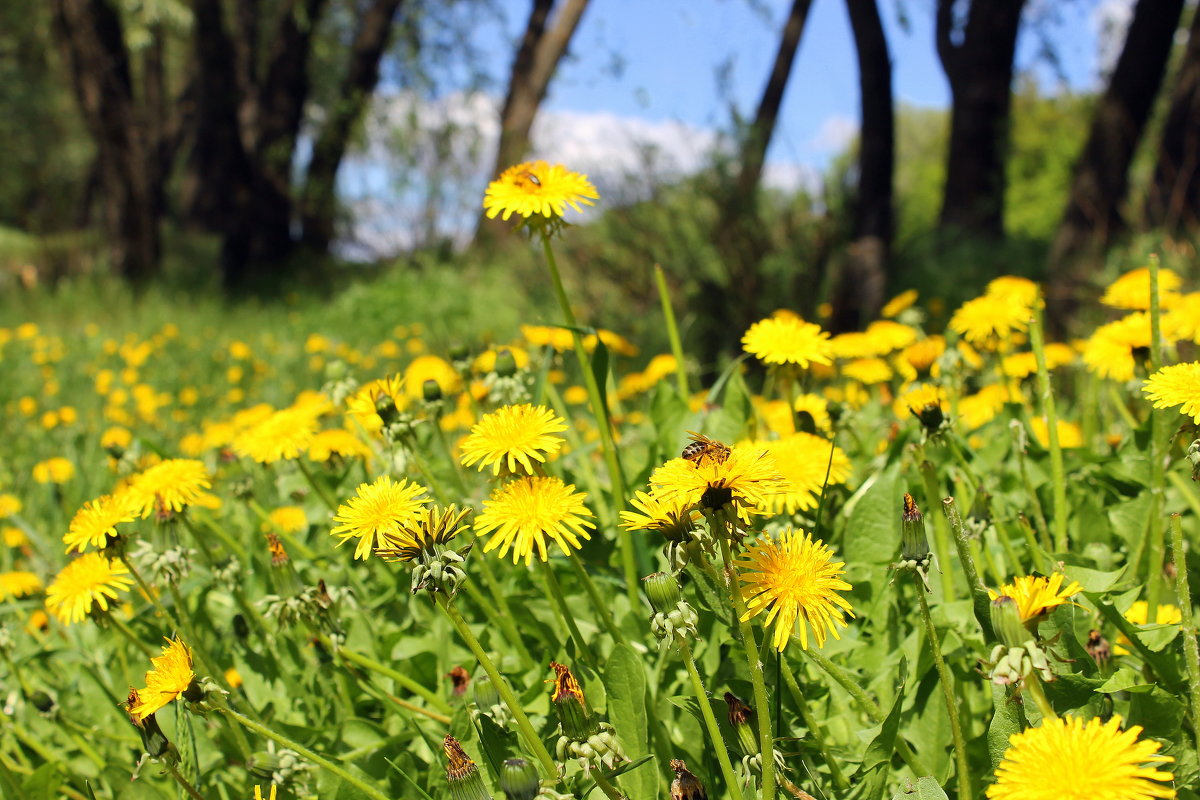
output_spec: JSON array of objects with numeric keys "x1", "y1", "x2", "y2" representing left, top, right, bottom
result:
[
  {"x1": 831, "y1": 0, "x2": 893, "y2": 333},
  {"x1": 474, "y1": 0, "x2": 590, "y2": 243},
  {"x1": 300, "y1": 0, "x2": 406, "y2": 252},
  {"x1": 1145, "y1": 6, "x2": 1200, "y2": 232},
  {"x1": 49, "y1": 0, "x2": 161, "y2": 283},
  {"x1": 1047, "y1": 0, "x2": 1183, "y2": 287},
  {"x1": 936, "y1": 0, "x2": 1026, "y2": 238}
]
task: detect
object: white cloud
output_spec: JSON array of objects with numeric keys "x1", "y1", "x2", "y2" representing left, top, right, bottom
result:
[
  {"x1": 807, "y1": 114, "x2": 859, "y2": 154},
  {"x1": 336, "y1": 91, "x2": 824, "y2": 258},
  {"x1": 1090, "y1": 0, "x2": 1134, "y2": 78}
]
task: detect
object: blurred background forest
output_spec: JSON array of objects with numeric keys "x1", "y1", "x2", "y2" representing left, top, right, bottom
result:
[{"x1": 3, "y1": 0, "x2": 1200, "y2": 366}]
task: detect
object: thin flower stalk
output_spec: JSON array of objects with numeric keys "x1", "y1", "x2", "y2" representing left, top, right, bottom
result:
[
  {"x1": 591, "y1": 769, "x2": 627, "y2": 800},
  {"x1": 654, "y1": 264, "x2": 689, "y2": 398},
  {"x1": 434, "y1": 593, "x2": 559, "y2": 779},
  {"x1": 166, "y1": 763, "x2": 206, "y2": 800},
  {"x1": 678, "y1": 639, "x2": 745, "y2": 800},
  {"x1": 915, "y1": 579, "x2": 972, "y2": 800},
  {"x1": 460, "y1": 577, "x2": 535, "y2": 669},
  {"x1": 800, "y1": 646, "x2": 930, "y2": 776},
  {"x1": 917, "y1": 460, "x2": 956, "y2": 601},
  {"x1": 568, "y1": 555, "x2": 626, "y2": 645},
  {"x1": 217, "y1": 706, "x2": 391, "y2": 800},
  {"x1": 1145, "y1": 257, "x2": 1167, "y2": 618},
  {"x1": 1029, "y1": 307, "x2": 1069, "y2": 552},
  {"x1": 318, "y1": 633, "x2": 452, "y2": 715},
  {"x1": 942, "y1": 497, "x2": 996, "y2": 641},
  {"x1": 539, "y1": 234, "x2": 639, "y2": 604},
  {"x1": 296, "y1": 457, "x2": 339, "y2": 513},
  {"x1": 473, "y1": 554, "x2": 536, "y2": 668},
  {"x1": 1022, "y1": 670, "x2": 1058, "y2": 721},
  {"x1": 1013, "y1": 439, "x2": 1053, "y2": 553},
  {"x1": 779, "y1": 658, "x2": 849, "y2": 792},
  {"x1": 539, "y1": 559, "x2": 598, "y2": 667},
  {"x1": 1170, "y1": 514, "x2": 1200, "y2": 743},
  {"x1": 715, "y1": 530, "x2": 775, "y2": 800}
]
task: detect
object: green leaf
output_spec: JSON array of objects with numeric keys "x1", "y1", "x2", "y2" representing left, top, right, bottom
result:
[
  {"x1": 892, "y1": 776, "x2": 950, "y2": 799},
  {"x1": 603, "y1": 644, "x2": 659, "y2": 800},
  {"x1": 843, "y1": 463, "x2": 901, "y2": 565},
  {"x1": 590, "y1": 336, "x2": 611, "y2": 417},
  {"x1": 1097, "y1": 667, "x2": 1155, "y2": 694},
  {"x1": 858, "y1": 657, "x2": 908, "y2": 777},
  {"x1": 384, "y1": 756, "x2": 437, "y2": 800},
  {"x1": 987, "y1": 683, "x2": 1025, "y2": 772},
  {"x1": 1059, "y1": 562, "x2": 1126, "y2": 593}
]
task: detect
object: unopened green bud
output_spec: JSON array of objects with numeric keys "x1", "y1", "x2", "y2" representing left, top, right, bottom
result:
[
  {"x1": 550, "y1": 661, "x2": 597, "y2": 739},
  {"x1": 723, "y1": 692, "x2": 759, "y2": 758},
  {"x1": 900, "y1": 493, "x2": 931, "y2": 563},
  {"x1": 644, "y1": 572, "x2": 682, "y2": 613},
  {"x1": 473, "y1": 675, "x2": 501, "y2": 709},
  {"x1": 499, "y1": 757, "x2": 540, "y2": 800},
  {"x1": 30, "y1": 690, "x2": 55, "y2": 714},
  {"x1": 449, "y1": 343, "x2": 471, "y2": 362},
  {"x1": 444, "y1": 735, "x2": 490, "y2": 800},
  {"x1": 494, "y1": 349, "x2": 518, "y2": 377},
  {"x1": 422, "y1": 379, "x2": 443, "y2": 403},
  {"x1": 247, "y1": 751, "x2": 281, "y2": 781},
  {"x1": 991, "y1": 595, "x2": 1034, "y2": 648}
]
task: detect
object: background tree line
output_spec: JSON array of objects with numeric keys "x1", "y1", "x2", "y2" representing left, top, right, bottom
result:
[{"x1": 2, "y1": 0, "x2": 1200, "y2": 357}]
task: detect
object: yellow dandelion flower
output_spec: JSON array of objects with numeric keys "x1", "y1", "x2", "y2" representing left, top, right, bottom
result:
[
  {"x1": 377, "y1": 504, "x2": 471, "y2": 562},
  {"x1": 987, "y1": 715, "x2": 1174, "y2": 800},
  {"x1": 263, "y1": 506, "x2": 307, "y2": 535},
  {"x1": 1114, "y1": 600, "x2": 1183, "y2": 656},
  {"x1": 472, "y1": 347, "x2": 530, "y2": 374},
  {"x1": 330, "y1": 476, "x2": 430, "y2": 560},
  {"x1": 743, "y1": 316, "x2": 833, "y2": 369},
  {"x1": 473, "y1": 476, "x2": 594, "y2": 564},
  {"x1": 756, "y1": 434, "x2": 851, "y2": 515},
  {"x1": 459, "y1": 404, "x2": 567, "y2": 475},
  {"x1": 131, "y1": 638, "x2": 196, "y2": 721},
  {"x1": 988, "y1": 573, "x2": 1081, "y2": 623},
  {"x1": 0, "y1": 494, "x2": 23, "y2": 518},
  {"x1": 736, "y1": 528, "x2": 854, "y2": 651},
  {"x1": 793, "y1": 393, "x2": 832, "y2": 433},
  {"x1": 1163, "y1": 292, "x2": 1200, "y2": 343},
  {"x1": 234, "y1": 405, "x2": 322, "y2": 464},
  {"x1": 1101, "y1": 266, "x2": 1182, "y2": 311},
  {"x1": 404, "y1": 355, "x2": 461, "y2": 399},
  {"x1": 649, "y1": 443, "x2": 788, "y2": 520},
  {"x1": 4, "y1": 526, "x2": 28, "y2": 548},
  {"x1": 33, "y1": 457, "x2": 75, "y2": 485},
  {"x1": 483, "y1": 161, "x2": 599, "y2": 221},
  {"x1": 308, "y1": 428, "x2": 374, "y2": 462},
  {"x1": 1029, "y1": 417, "x2": 1083, "y2": 449},
  {"x1": 101, "y1": 426, "x2": 133, "y2": 451},
  {"x1": 619, "y1": 490, "x2": 701, "y2": 539},
  {"x1": 345, "y1": 375, "x2": 407, "y2": 434},
  {"x1": 1083, "y1": 313, "x2": 1158, "y2": 382},
  {"x1": 958, "y1": 384, "x2": 1017, "y2": 430},
  {"x1": 895, "y1": 382, "x2": 948, "y2": 423},
  {"x1": 1143, "y1": 362, "x2": 1200, "y2": 423},
  {"x1": 0, "y1": 571, "x2": 42, "y2": 600},
  {"x1": 864, "y1": 320, "x2": 918, "y2": 353},
  {"x1": 985, "y1": 276, "x2": 1041, "y2": 307},
  {"x1": 125, "y1": 459, "x2": 212, "y2": 518},
  {"x1": 829, "y1": 331, "x2": 877, "y2": 360},
  {"x1": 225, "y1": 667, "x2": 243, "y2": 690},
  {"x1": 881, "y1": 289, "x2": 918, "y2": 318},
  {"x1": 842, "y1": 357, "x2": 893, "y2": 385},
  {"x1": 45, "y1": 553, "x2": 133, "y2": 624},
  {"x1": 949, "y1": 294, "x2": 1030, "y2": 346},
  {"x1": 63, "y1": 491, "x2": 138, "y2": 553}
]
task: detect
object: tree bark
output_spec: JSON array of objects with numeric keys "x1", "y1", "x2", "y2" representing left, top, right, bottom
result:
[
  {"x1": 300, "y1": 0, "x2": 406, "y2": 252},
  {"x1": 49, "y1": 0, "x2": 161, "y2": 283},
  {"x1": 474, "y1": 0, "x2": 590, "y2": 243},
  {"x1": 1145, "y1": 6, "x2": 1200, "y2": 231},
  {"x1": 935, "y1": 0, "x2": 1026, "y2": 238},
  {"x1": 831, "y1": 0, "x2": 893, "y2": 333}
]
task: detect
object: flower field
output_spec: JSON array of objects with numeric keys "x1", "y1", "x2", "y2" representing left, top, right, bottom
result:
[{"x1": 3, "y1": 164, "x2": 1200, "y2": 800}]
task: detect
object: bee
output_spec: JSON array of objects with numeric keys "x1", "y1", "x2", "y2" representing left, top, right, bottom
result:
[
  {"x1": 681, "y1": 431, "x2": 730, "y2": 465},
  {"x1": 521, "y1": 171, "x2": 541, "y2": 187}
]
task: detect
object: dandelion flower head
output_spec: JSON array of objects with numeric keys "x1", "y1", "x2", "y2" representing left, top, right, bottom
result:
[
  {"x1": 1143, "y1": 362, "x2": 1200, "y2": 423},
  {"x1": 987, "y1": 715, "x2": 1174, "y2": 800},
  {"x1": 459, "y1": 404, "x2": 567, "y2": 475},
  {"x1": 649, "y1": 443, "x2": 788, "y2": 521},
  {"x1": 130, "y1": 637, "x2": 195, "y2": 721},
  {"x1": 743, "y1": 316, "x2": 833, "y2": 369},
  {"x1": 736, "y1": 528, "x2": 854, "y2": 651},
  {"x1": 45, "y1": 553, "x2": 133, "y2": 624},
  {"x1": 473, "y1": 476, "x2": 594, "y2": 565},
  {"x1": 756, "y1": 434, "x2": 851, "y2": 516},
  {"x1": 63, "y1": 491, "x2": 138, "y2": 553},
  {"x1": 1101, "y1": 266, "x2": 1182, "y2": 311},
  {"x1": 330, "y1": 476, "x2": 430, "y2": 560},
  {"x1": 0, "y1": 571, "x2": 42, "y2": 601},
  {"x1": 988, "y1": 573, "x2": 1081, "y2": 622},
  {"x1": 949, "y1": 294, "x2": 1030, "y2": 346},
  {"x1": 483, "y1": 161, "x2": 599, "y2": 221},
  {"x1": 125, "y1": 459, "x2": 212, "y2": 518}
]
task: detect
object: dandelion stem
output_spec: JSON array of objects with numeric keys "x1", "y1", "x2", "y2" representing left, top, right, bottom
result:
[
  {"x1": 435, "y1": 593, "x2": 560, "y2": 780},
  {"x1": 917, "y1": 459, "x2": 955, "y2": 602},
  {"x1": 679, "y1": 640, "x2": 745, "y2": 800},
  {"x1": 538, "y1": 233, "x2": 638, "y2": 608},
  {"x1": 1022, "y1": 673, "x2": 1057, "y2": 721},
  {"x1": 591, "y1": 769, "x2": 627, "y2": 800},
  {"x1": 319, "y1": 634, "x2": 452, "y2": 714},
  {"x1": 539, "y1": 559, "x2": 598, "y2": 667},
  {"x1": 1145, "y1": 256, "x2": 1167, "y2": 620},
  {"x1": 462, "y1": 577, "x2": 534, "y2": 669},
  {"x1": 1028, "y1": 306, "x2": 1069, "y2": 552},
  {"x1": 1013, "y1": 432, "x2": 1053, "y2": 553},
  {"x1": 716, "y1": 530, "x2": 775, "y2": 800},
  {"x1": 1107, "y1": 383, "x2": 1141, "y2": 430},
  {"x1": 166, "y1": 763, "x2": 206, "y2": 800},
  {"x1": 296, "y1": 457, "x2": 338, "y2": 514},
  {"x1": 104, "y1": 610, "x2": 154, "y2": 658},
  {"x1": 799, "y1": 647, "x2": 929, "y2": 776},
  {"x1": 654, "y1": 263, "x2": 690, "y2": 399},
  {"x1": 217, "y1": 706, "x2": 392, "y2": 800},
  {"x1": 942, "y1": 497, "x2": 995, "y2": 642},
  {"x1": 567, "y1": 555, "x2": 626, "y2": 646},
  {"x1": 1170, "y1": 514, "x2": 1200, "y2": 744},
  {"x1": 472, "y1": 555, "x2": 535, "y2": 668},
  {"x1": 914, "y1": 579, "x2": 972, "y2": 799},
  {"x1": 778, "y1": 658, "x2": 849, "y2": 792}
]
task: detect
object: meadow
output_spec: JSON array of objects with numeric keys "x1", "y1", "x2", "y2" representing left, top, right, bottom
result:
[{"x1": 2, "y1": 163, "x2": 1200, "y2": 800}]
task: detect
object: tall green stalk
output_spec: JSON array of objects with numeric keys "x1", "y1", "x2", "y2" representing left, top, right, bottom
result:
[
  {"x1": 679, "y1": 640, "x2": 745, "y2": 800},
  {"x1": 1145, "y1": 257, "x2": 1167, "y2": 617},
  {"x1": 1028, "y1": 307, "x2": 1069, "y2": 552},
  {"x1": 653, "y1": 263, "x2": 690, "y2": 398},
  {"x1": 1170, "y1": 514, "x2": 1200, "y2": 744},
  {"x1": 538, "y1": 234, "x2": 638, "y2": 607},
  {"x1": 915, "y1": 582, "x2": 972, "y2": 799},
  {"x1": 779, "y1": 659, "x2": 849, "y2": 791},
  {"x1": 942, "y1": 497, "x2": 995, "y2": 641},
  {"x1": 917, "y1": 459, "x2": 955, "y2": 601},
  {"x1": 435, "y1": 593, "x2": 559, "y2": 780}
]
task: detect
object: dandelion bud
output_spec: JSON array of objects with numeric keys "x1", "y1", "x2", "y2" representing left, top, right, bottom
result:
[
  {"x1": 795, "y1": 410, "x2": 818, "y2": 435},
  {"x1": 1086, "y1": 629, "x2": 1111, "y2": 669},
  {"x1": 30, "y1": 689, "x2": 55, "y2": 715},
  {"x1": 723, "y1": 692, "x2": 759, "y2": 758},
  {"x1": 1188, "y1": 439, "x2": 1200, "y2": 480},
  {"x1": 991, "y1": 595, "x2": 1034, "y2": 649},
  {"x1": 900, "y1": 493, "x2": 931, "y2": 564},
  {"x1": 448, "y1": 343, "x2": 471, "y2": 363},
  {"x1": 670, "y1": 759, "x2": 708, "y2": 800},
  {"x1": 494, "y1": 349, "x2": 518, "y2": 377},
  {"x1": 550, "y1": 661, "x2": 596, "y2": 740},
  {"x1": 499, "y1": 757, "x2": 541, "y2": 800},
  {"x1": 826, "y1": 401, "x2": 845, "y2": 426},
  {"x1": 232, "y1": 613, "x2": 250, "y2": 640},
  {"x1": 247, "y1": 751, "x2": 282, "y2": 781},
  {"x1": 473, "y1": 674, "x2": 501, "y2": 709},
  {"x1": 422, "y1": 379, "x2": 443, "y2": 403},
  {"x1": 444, "y1": 735, "x2": 490, "y2": 800},
  {"x1": 644, "y1": 572, "x2": 682, "y2": 613}
]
